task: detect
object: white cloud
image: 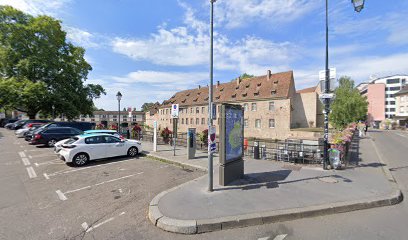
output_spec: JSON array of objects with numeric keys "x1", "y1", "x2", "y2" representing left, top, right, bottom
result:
[
  {"x1": 90, "y1": 70, "x2": 210, "y2": 110},
  {"x1": 112, "y1": 2, "x2": 297, "y2": 76},
  {"x1": 111, "y1": 70, "x2": 208, "y2": 87},
  {"x1": 214, "y1": 0, "x2": 320, "y2": 29},
  {"x1": 0, "y1": 0, "x2": 71, "y2": 16},
  {"x1": 64, "y1": 26, "x2": 101, "y2": 48}
]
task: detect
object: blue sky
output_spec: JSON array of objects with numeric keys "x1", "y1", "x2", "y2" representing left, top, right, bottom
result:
[{"x1": 2, "y1": 0, "x2": 408, "y2": 110}]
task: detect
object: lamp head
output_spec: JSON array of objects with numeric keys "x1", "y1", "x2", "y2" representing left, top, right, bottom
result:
[
  {"x1": 351, "y1": 0, "x2": 365, "y2": 12},
  {"x1": 116, "y1": 91, "x2": 122, "y2": 101}
]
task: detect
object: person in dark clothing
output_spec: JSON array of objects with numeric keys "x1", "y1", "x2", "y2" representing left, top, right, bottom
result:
[{"x1": 364, "y1": 122, "x2": 368, "y2": 135}]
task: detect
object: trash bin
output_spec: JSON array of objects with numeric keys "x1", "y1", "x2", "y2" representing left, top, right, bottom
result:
[
  {"x1": 253, "y1": 141, "x2": 260, "y2": 159},
  {"x1": 329, "y1": 148, "x2": 341, "y2": 169}
]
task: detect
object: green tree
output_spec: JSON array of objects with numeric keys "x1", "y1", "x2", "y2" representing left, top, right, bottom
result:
[
  {"x1": 230, "y1": 73, "x2": 254, "y2": 82},
  {"x1": 0, "y1": 6, "x2": 105, "y2": 119},
  {"x1": 329, "y1": 76, "x2": 368, "y2": 129},
  {"x1": 141, "y1": 102, "x2": 155, "y2": 112}
]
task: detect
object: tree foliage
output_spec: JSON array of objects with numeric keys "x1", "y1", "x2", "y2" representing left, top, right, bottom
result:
[
  {"x1": 329, "y1": 76, "x2": 368, "y2": 129},
  {"x1": 0, "y1": 6, "x2": 105, "y2": 119},
  {"x1": 141, "y1": 102, "x2": 155, "y2": 112},
  {"x1": 230, "y1": 73, "x2": 254, "y2": 82}
]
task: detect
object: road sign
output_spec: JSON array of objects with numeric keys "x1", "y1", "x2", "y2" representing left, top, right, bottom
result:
[
  {"x1": 153, "y1": 121, "x2": 157, "y2": 129},
  {"x1": 319, "y1": 93, "x2": 335, "y2": 99},
  {"x1": 171, "y1": 104, "x2": 179, "y2": 118},
  {"x1": 208, "y1": 126, "x2": 216, "y2": 153},
  {"x1": 319, "y1": 68, "x2": 336, "y2": 81},
  {"x1": 211, "y1": 103, "x2": 216, "y2": 120}
]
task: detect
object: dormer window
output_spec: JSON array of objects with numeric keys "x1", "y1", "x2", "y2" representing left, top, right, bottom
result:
[
  {"x1": 242, "y1": 93, "x2": 247, "y2": 97},
  {"x1": 193, "y1": 98, "x2": 198, "y2": 102},
  {"x1": 182, "y1": 99, "x2": 186, "y2": 103},
  {"x1": 254, "y1": 91, "x2": 259, "y2": 96},
  {"x1": 232, "y1": 93, "x2": 236, "y2": 98},
  {"x1": 257, "y1": 82, "x2": 261, "y2": 87},
  {"x1": 186, "y1": 93, "x2": 190, "y2": 96},
  {"x1": 235, "y1": 86, "x2": 239, "y2": 90},
  {"x1": 220, "y1": 88, "x2": 224, "y2": 92},
  {"x1": 271, "y1": 90, "x2": 277, "y2": 95},
  {"x1": 273, "y1": 80, "x2": 278, "y2": 84},
  {"x1": 245, "y1": 84, "x2": 250, "y2": 88},
  {"x1": 215, "y1": 96, "x2": 220, "y2": 100}
]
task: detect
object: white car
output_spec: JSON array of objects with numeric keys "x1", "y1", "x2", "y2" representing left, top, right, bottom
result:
[
  {"x1": 58, "y1": 134, "x2": 142, "y2": 166},
  {"x1": 54, "y1": 130, "x2": 124, "y2": 154}
]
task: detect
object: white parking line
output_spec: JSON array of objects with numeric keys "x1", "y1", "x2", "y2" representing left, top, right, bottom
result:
[
  {"x1": 56, "y1": 190, "x2": 67, "y2": 201},
  {"x1": 28, "y1": 155, "x2": 32, "y2": 159},
  {"x1": 26, "y1": 167, "x2": 37, "y2": 178},
  {"x1": 45, "y1": 158, "x2": 138, "y2": 178},
  {"x1": 18, "y1": 151, "x2": 26, "y2": 158},
  {"x1": 64, "y1": 173, "x2": 143, "y2": 195},
  {"x1": 258, "y1": 234, "x2": 288, "y2": 240},
  {"x1": 34, "y1": 160, "x2": 63, "y2": 167},
  {"x1": 82, "y1": 212, "x2": 126, "y2": 232},
  {"x1": 21, "y1": 157, "x2": 30, "y2": 166},
  {"x1": 395, "y1": 132, "x2": 408, "y2": 139},
  {"x1": 43, "y1": 173, "x2": 50, "y2": 180}
]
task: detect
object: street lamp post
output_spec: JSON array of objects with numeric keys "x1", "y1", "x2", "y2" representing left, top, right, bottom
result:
[
  {"x1": 208, "y1": 0, "x2": 216, "y2": 192},
  {"x1": 323, "y1": 0, "x2": 365, "y2": 169},
  {"x1": 116, "y1": 91, "x2": 122, "y2": 133}
]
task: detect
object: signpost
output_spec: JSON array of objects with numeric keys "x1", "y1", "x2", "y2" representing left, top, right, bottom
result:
[
  {"x1": 153, "y1": 121, "x2": 157, "y2": 152},
  {"x1": 171, "y1": 104, "x2": 179, "y2": 156},
  {"x1": 319, "y1": 68, "x2": 337, "y2": 92}
]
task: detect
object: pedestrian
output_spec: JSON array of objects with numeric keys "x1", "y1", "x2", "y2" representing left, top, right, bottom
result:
[
  {"x1": 364, "y1": 122, "x2": 368, "y2": 135},
  {"x1": 126, "y1": 127, "x2": 130, "y2": 139}
]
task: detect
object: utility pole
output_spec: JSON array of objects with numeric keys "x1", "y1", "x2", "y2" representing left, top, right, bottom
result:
[{"x1": 207, "y1": 0, "x2": 216, "y2": 192}]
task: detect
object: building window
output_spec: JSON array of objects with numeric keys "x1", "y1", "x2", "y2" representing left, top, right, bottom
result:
[
  {"x1": 196, "y1": 118, "x2": 199, "y2": 125},
  {"x1": 170, "y1": 119, "x2": 172, "y2": 124},
  {"x1": 113, "y1": 118, "x2": 117, "y2": 122},
  {"x1": 201, "y1": 118, "x2": 205, "y2": 125},
  {"x1": 269, "y1": 119, "x2": 275, "y2": 128},
  {"x1": 202, "y1": 106, "x2": 205, "y2": 113},
  {"x1": 242, "y1": 103, "x2": 248, "y2": 112},
  {"x1": 269, "y1": 101, "x2": 275, "y2": 111},
  {"x1": 389, "y1": 86, "x2": 401, "y2": 91},
  {"x1": 390, "y1": 108, "x2": 396, "y2": 112},
  {"x1": 400, "y1": 107, "x2": 405, "y2": 113},
  {"x1": 180, "y1": 109, "x2": 183, "y2": 114},
  {"x1": 386, "y1": 78, "x2": 400, "y2": 84},
  {"x1": 191, "y1": 118, "x2": 193, "y2": 124},
  {"x1": 244, "y1": 119, "x2": 248, "y2": 128},
  {"x1": 190, "y1": 108, "x2": 193, "y2": 113},
  {"x1": 255, "y1": 119, "x2": 261, "y2": 128},
  {"x1": 196, "y1": 107, "x2": 199, "y2": 113},
  {"x1": 390, "y1": 101, "x2": 396, "y2": 105},
  {"x1": 182, "y1": 118, "x2": 184, "y2": 124},
  {"x1": 186, "y1": 118, "x2": 189, "y2": 124},
  {"x1": 402, "y1": 79, "x2": 406, "y2": 85},
  {"x1": 91, "y1": 119, "x2": 95, "y2": 122},
  {"x1": 251, "y1": 103, "x2": 257, "y2": 111}
]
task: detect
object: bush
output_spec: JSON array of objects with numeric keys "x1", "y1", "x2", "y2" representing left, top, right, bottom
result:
[
  {"x1": 197, "y1": 129, "x2": 208, "y2": 145},
  {"x1": 160, "y1": 127, "x2": 172, "y2": 143}
]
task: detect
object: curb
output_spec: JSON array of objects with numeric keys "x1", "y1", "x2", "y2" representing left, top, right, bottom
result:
[
  {"x1": 144, "y1": 152, "x2": 208, "y2": 173},
  {"x1": 149, "y1": 188, "x2": 403, "y2": 234},
  {"x1": 147, "y1": 136, "x2": 404, "y2": 234}
]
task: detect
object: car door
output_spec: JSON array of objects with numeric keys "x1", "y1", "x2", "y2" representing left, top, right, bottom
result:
[
  {"x1": 84, "y1": 136, "x2": 107, "y2": 160},
  {"x1": 104, "y1": 136, "x2": 126, "y2": 158}
]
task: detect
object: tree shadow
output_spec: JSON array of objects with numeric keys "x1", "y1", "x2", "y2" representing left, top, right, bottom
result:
[{"x1": 213, "y1": 170, "x2": 353, "y2": 192}]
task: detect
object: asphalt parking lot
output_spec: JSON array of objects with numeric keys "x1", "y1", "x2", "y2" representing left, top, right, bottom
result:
[{"x1": 0, "y1": 129, "x2": 204, "y2": 240}]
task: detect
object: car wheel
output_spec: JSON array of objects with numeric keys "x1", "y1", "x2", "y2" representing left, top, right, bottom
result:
[
  {"x1": 73, "y1": 153, "x2": 89, "y2": 166},
  {"x1": 47, "y1": 139, "x2": 57, "y2": 147},
  {"x1": 127, "y1": 147, "x2": 138, "y2": 157}
]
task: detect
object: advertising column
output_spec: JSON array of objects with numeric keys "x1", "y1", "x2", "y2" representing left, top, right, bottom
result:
[{"x1": 219, "y1": 104, "x2": 244, "y2": 186}]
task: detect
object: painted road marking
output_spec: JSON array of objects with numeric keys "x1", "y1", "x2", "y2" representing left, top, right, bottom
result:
[
  {"x1": 34, "y1": 160, "x2": 63, "y2": 167},
  {"x1": 18, "y1": 151, "x2": 26, "y2": 158},
  {"x1": 258, "y1": 234, "x2": 287, "y2": 240},
  {"x1": 56, "y1": 190, "x2": 67, "y2": 201},
  {"x1": 273, "y1": 234, "x2": 288, "y2": 240},
  {"x1": 28, "y1": 155, "x2": 32, "y2": 159},
  {"x1": 21, "y1": 157, "x2": 30, "y2": 166},
  {"x1": 26, "y1": 167, "x2": 37, "y2": 178},
  {"x1": 395, "y1": 132, "x2": 408, "y2": 139},
  {"x1": 64, "y1": 173, "x2": 143, "y2": 195},
  {"x1": 82, "y1": 212, "x2": 126, "y2": 232},
  {"x1": 43, "y1": 173, "x2": 50, "y2": 180},
  {"x1": 45, "y1": 158, "x2": 138, "y2": 178}
]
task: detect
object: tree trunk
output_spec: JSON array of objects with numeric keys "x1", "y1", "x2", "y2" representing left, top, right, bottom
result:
[{"x1": 27, "y1": 111, "x2": 37, "y2": 119}]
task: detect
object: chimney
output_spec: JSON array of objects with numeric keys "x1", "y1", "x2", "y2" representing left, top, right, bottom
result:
[
  {"x1": 267, "y1": 70, "x2": 272, "y2": 81},
  {"x1": 217, "y1": 81, "x2": 220, "y2": 86},
  {"x1": 236, "y1": 77, "x2": 241, "y2": 86},
  {"x1": 198, "y1": 85, "x2": 201, "y2": 89}
]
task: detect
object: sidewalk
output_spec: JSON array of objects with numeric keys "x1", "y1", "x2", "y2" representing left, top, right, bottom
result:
[{"x1": 143, "y1": 136, "x2": 403, "y2": 234}]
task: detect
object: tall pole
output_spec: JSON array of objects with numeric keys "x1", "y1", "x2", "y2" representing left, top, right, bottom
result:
[
  {"x1": 118, "y1": 100, "x2": 121, "y2": 134},
  {"x1": 323, "y1": 0, "x2": 330, "y2": 169},
  {"x1": 208, "y1": 0, "x2": 215, "y2": 192}
]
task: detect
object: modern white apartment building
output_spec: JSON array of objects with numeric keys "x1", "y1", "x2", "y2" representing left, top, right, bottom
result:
[{"x1": 359, "y1": 75, "x2": 407, "y2": 122}]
